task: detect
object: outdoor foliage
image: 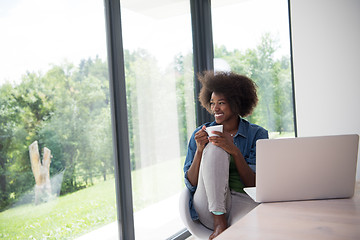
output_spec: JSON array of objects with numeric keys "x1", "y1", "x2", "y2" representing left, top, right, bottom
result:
[
  {"x1": 0, "y1": 158, "x2": 184, "y2": 239},
  {"x1": 214, "y1": 33, "x2": 294, "y2": 133},
  {"x1": 0, "y1": 33, "x2": 294, "y2": 211},
  {"x1": 0, "y1": 57, "x2": 113, "y2": 209}
]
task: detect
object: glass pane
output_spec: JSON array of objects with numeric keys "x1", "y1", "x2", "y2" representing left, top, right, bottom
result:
[
  {"x1": 120, "y1": 1, "x2": 195, "y2": 239},
  {"x1": 212, "y1": 0, "x2": 295, "y2": 138},
  {"x1": 0, "y1": 1, "x2": 118, "y2": 239}
]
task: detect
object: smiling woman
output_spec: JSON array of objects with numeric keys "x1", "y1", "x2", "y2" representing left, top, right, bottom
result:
[
  {"x1": 199, "y1": 72, "x2": 258, "y2": 119},
  {"x1": 183, "y1": 71, "x2": 268, "y2": 239}
]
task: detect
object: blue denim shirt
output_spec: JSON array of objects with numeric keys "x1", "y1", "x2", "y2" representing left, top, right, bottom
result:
[{"x1": 183, "y1": 118, "x2": 268, "y2": 221}]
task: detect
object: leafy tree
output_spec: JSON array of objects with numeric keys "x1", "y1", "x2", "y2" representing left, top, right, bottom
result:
[
  {"x1": 0, "y1": 83, "x2": 19, "y2": 208},
  {"x1": 0, "y1": 34, "x2": 295, "y2": 211},
  {"x1": 214, "y1": 33, "x2": 294, "y2": 133},
  {"x1": 0, "y1": 57, "x2": 114, "y2": 210},
  {"x1": 173, "y1": 52, "x2": 195, "y2": 156},
  {"x1": 38, "y1": 58, "x2": 112, "y2": 192}
]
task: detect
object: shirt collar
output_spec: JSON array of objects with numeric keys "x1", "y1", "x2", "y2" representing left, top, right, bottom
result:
[{"x1": 235, "y1": 117, "x2": 247, "y2": 138}]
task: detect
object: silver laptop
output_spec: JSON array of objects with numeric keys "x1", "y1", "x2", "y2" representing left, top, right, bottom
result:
[{"x1": 244, "y1": 134, "x2": 359, "y2": 203}]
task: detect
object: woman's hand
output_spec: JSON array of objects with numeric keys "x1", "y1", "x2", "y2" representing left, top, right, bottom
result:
[
  {"x1": 194, "y1": 125, "x2": 209, "y2": 152},
  {"x1": 208, "y1": 131, "x2": 240, "y2": 156}
]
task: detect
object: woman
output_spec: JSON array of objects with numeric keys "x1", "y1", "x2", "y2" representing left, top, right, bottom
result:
[{"x1": 183, "y1": 71, "x2": 268, "y2": 239}]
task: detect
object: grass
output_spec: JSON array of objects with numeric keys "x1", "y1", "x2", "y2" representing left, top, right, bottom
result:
[
  {"x1": 0, "y1": 158, "x2": 185, "y2": 239},
  {"x1": 0, "y1": 131, "x2": 290, "y2": 239},
  {"x1": 0, "y1": 180, "x2": 117, "y2": 239},
  {"x1": 269, "y1": 131, "x2": 295, "y2": 139}
]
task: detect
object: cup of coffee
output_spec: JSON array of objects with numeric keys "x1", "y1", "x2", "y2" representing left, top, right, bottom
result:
[{"x1": 205, "y1": 125, "x2": 223, "y2": 137}]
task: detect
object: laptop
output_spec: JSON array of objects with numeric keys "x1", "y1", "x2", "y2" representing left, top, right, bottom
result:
[{"x1": 244, "y1": 134, "x2": 359, "y2": 203}]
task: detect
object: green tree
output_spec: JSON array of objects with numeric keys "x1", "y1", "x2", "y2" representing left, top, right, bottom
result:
[
  {"x1": 0, "y1": 70, "x2": 57, "y2": 209},
  {"x1": 173, "y1": 52, "x2": 195, "y2": 156},
  {"x1": 0, "y1": 83, "x2": 19, "y2": 208},
  {"x1": 39, "y1": 58, "x2": 112, "y2": 192},
  {"x1": 214, "y1": 33, "x2": 294, "y2": 133},
  {"x1": 0, "y1": 56, "x2": 114, "y2": 210}
]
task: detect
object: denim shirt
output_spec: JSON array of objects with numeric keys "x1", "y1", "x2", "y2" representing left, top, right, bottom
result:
[{"x1": 183, "y1": 118, "x2": 268, "y2": 221}]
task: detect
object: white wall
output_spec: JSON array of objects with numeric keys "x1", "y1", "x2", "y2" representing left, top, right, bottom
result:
[{"x1": 290, "y1": 0, "x2": 360, "y2": 180}]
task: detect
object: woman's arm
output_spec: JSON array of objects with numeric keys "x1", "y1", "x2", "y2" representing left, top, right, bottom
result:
[
  {"x1": 186, "y1": 126, "x2": 209, "y2": 186},
  {"x1": 231, "y1": 149, "x2": 255, "y2": 187},
  {"x1": 186, "y1": 148, "x2": 203, "y2": 186},
  {"x1": 234, "y1": 128, "x2": 269, "y2": 186}
]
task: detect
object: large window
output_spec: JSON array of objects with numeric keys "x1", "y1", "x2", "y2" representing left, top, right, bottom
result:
[
  {"x1": 119, "y1": 1, "x2": 195, "y2": 238},
  {"x1": 0, "y1": 1, "x2": 117, "y2": 239},
  {"x1": 212, "y1": 0, "x2": 295, "y2": 138},
  {"x1": 0, "y1": 0, "x2": 295, "y2": 239}
]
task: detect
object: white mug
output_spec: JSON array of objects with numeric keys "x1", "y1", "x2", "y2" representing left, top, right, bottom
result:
[{"x1": 205, "y1": 125, "x2": 223, "y2": 137}]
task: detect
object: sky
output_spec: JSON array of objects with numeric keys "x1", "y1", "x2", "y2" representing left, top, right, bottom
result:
[
  {"x1": 0, "y1": 0, "x2": 107, "y2": 85},
  {"x1": 0, "y1": 0, "x2": 290, "y2": 86},
  {"x1": 212, "y1": 0, "x2": 290, "y2": 55}
]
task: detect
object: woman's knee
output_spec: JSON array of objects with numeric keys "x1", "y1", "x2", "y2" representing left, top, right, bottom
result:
[{"x1": 202, "y1": 144, "x2": 229, "y2": 168}]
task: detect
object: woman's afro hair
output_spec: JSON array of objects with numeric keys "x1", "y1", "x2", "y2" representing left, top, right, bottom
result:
[{"x1": 198, "y1": 71, "x2": 258, "y2": 117}]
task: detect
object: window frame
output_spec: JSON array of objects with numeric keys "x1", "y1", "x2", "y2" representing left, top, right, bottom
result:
[
  {"x1": 190, "y1": 0, "x2": 214, "y2": 126},
  {"x1": 104, "y1": 0, "x2": 135, "y2": 239}
]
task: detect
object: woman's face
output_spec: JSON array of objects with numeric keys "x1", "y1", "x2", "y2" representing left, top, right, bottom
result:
[{"x1": 210, "y1": 92, "x2": 237, "y2": 125}]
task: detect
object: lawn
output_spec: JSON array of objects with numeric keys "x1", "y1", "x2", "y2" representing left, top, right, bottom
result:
[
  {"x1": 0, "y1": 158, "x2": 185, "y2": 239},
  {"x1": 0, "y1": 179, "x2": 117, "y2": 239},
  {"x1": 0, "y1": 132, "x2": 291, "y2": 239}
]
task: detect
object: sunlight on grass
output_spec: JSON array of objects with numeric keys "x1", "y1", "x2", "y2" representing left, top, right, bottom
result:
[
  {"x1": 0, "y1": 180, "x2": 117, "y2": 239},
  {"x1": 0, "y1": 132, "x2": 295, "y2": 239},
  {"x1": 0, "y1": 132, "x2": 296, "y2": 239},
  {"x1": 269, "y1": 131, "x2": 295, "y2": 139},
  {"x1": 0, "y1": 158, "x2": 184, "y2": 239}
]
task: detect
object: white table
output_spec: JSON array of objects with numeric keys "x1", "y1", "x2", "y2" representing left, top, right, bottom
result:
[{"x1": 216, "y1": 182, "x2": 360, "y2": 240}]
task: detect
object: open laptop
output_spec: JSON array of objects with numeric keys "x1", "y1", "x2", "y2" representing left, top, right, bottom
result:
[{"x1": 244, "y1": 134, "x2": 359, "y2": 203}]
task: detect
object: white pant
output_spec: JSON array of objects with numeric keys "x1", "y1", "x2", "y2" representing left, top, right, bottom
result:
[{"x1": 193, "y1": 143, "x2": 258, "y2": 230}]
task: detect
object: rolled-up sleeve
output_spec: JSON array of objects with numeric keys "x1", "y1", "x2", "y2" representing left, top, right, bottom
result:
[
  {"x1": 183, "y1": 131, "x2": 197, "y2": 193},
  {"x1": 183, "y1": 129, "x2": 202, "y2": 221}
]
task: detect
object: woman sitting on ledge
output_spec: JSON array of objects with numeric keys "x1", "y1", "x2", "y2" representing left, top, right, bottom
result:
[{"x1": 183, "y1": 71, "x2": 268, "y2": 239}]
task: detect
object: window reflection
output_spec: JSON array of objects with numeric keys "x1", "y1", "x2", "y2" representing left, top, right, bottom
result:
[{"x1": 120, "y1": 1, "x2": 195, "y2": 239}]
